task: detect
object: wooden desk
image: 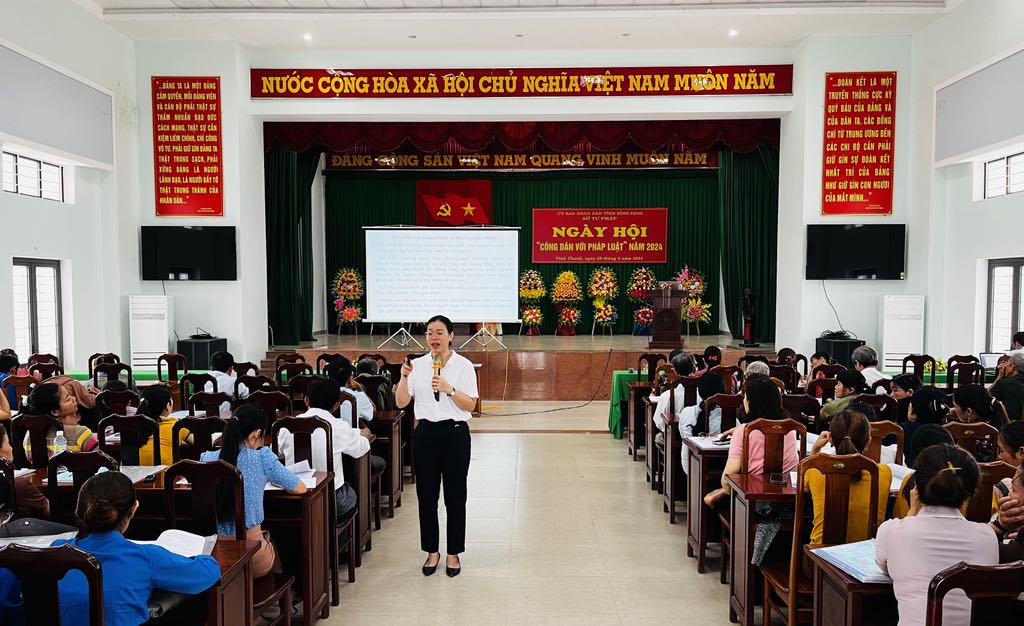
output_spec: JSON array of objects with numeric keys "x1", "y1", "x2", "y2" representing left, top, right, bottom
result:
[
  {"x1": 342, "y1": 448, "x2": 372, "y2": 563},
  {"x1": 369, "y1": 409, "x2": 404, "y2": 518},
  {"x1": 661, "y1": 414, "x2": 687, "y2": 525},
  {"x1": 684, "y1": 436, "x2": 729, "y2": 572},
  {"x1": 805, "y1": 547, "x2": 898, "y2": 626},
  {"x1": 643, "y1": 395, "x2": 659, "y2": 491},
  {"x1": 206, "y1": 539, "x2": 260, "y2": 626},
  {"x1": 626, "y1": 380, "x2": 654, "y2": 460},
  {"x1": 726, "y1": 473, "x2": 797, "y2": 626}
]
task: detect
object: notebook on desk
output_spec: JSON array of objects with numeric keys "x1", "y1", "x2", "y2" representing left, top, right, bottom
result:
[{"x1": 812, "y1": 540, "x2": 891, "y2": 584}]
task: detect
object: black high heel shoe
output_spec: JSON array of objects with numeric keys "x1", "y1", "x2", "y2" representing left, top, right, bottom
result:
[
  {"x1": 445, "y1": 556, "x2": 461, "y2": 578},
  {"x1": 422, "y1": 553, "x2": 440, "y2": 576}
]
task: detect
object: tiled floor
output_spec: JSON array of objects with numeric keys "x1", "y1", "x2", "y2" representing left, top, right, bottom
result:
[{"x1": 324, "y1": 403, "x2": 733, "y2": 625}]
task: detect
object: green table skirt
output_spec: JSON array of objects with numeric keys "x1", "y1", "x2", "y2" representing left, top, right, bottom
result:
[{"x1": 608, "y1": 369, "x2": 643, "y2": 439}]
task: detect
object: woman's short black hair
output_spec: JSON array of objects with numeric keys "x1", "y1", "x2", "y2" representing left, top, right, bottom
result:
[
  {"x1": 426, "y1": 315, "x2": 454, "y2": 334},
  {"x1": 891, "y1": 373, "x2": 922, "y2": 393},
  {"x1": 910, "y1": 386, "x2": 950, "y2": 424},
  {"x1": 915, "y1": 443, "x2": 980, "y2": 508},
  {"x1": 836, "y1": 369, "x2": 866, "y2": 394}
]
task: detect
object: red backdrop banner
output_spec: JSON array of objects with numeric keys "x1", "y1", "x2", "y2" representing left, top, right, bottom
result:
[
  {"x1": 415, "y1": 180, "x2": 492, "y2": 226},
  {"x1": 151, "y1": 76, "x2": 223, "y2": 216},
  {"x1": 251, "y1": 65, "x2": 793, "y2": 99},
  {"x1": 532, "y1": 208, "x2": 668, "y2": 264},
  {"x1": 821, "y1": 71, "x2": 896, "y2": 215}
]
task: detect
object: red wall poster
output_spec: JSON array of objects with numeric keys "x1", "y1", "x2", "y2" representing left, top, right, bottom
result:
[
  {"x1": 821, "y1": 71, "x2": 896, "y2": 215},
  {"x1": 532, "y1": 208, "x2": 668, "y2": 264},
  {"x1": 152, "y1": 76, "x2": 223, "y2": 216}
]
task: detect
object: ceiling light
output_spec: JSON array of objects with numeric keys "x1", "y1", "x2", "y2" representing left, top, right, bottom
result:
[
  {"x1": 728, "y1": 29, "x2": 738, "y2": 38},
  {"x1": 409, "y1": 35, "x2": 417, "y2": 39},
  {"x1": 515, "y1": 34, "x2": 524, "y2": 38},
  {"x1": 621, "y1": 33, "x2": 630, "y2": 37},
  {"x1": 303, "y1": 33, "x2": 312, "y2": 42}
]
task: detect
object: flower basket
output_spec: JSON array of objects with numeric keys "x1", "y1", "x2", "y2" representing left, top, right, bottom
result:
[
  {"x1": 338, "y1": 304, "x2": 363, "y2": 326},
  {"x1": 518, "y1": 269, "x2": 547, "y2": 303},
  {"x1": 675, "y1": 266, "x2": 706, "y2": 299},
  {"x1": 332, "y1": 267, "x2": 364, "y2": 330},
  {"x1": 521, "y1": 306, "x2": 543, "y2": 336},
  {"x1": 551, "y1": 271, "x2": 583, "y2": 304},
  {"x1": 555, "y1": 304, "x2": 580, "y2": 336},
  {"x1": 683, "y1": 298, "x2": 712, "y2": 336},
  {"x1": 594, "y1": 304, "x2": 617, "y2": 327},
  {"x1": 588, "y1": 267, "x2": 619, "y2": 308},
  {"x1": 627, "y1": 267, "x2": 658, "y2": 303}
]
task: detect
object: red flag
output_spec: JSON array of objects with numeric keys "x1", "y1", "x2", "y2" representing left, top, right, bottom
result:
[{"x1": 416, "y1": 180, "x2": 492, "y2": 226}]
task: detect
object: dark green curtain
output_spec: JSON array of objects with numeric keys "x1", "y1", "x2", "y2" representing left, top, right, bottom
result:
[
  {"x1": 718, "y1": 142, "x2": 779, "y2": 342},
  {"x1": 265, "y1": 143, "x2": 321, "y2": 346},
  {"x1": 325, "y1": 170, "x2": 721, "y2": 335}
]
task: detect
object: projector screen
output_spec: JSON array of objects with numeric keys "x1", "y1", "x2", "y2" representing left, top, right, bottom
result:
[{"x1": 364, "y1": 227, "x2": 520, "y2": 323}]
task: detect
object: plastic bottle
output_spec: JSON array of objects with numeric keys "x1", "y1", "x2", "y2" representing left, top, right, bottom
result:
[{"x1": 52, "y1": 430, "x2": 67, "y2": 456}]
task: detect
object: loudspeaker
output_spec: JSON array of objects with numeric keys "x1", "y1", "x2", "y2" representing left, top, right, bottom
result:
[
  {"x1": 816, "y1": 337, "x2": 866, "y2": 369},
  {"x1": 177, "y1": 337, "x2": 227, "y2": 370}
]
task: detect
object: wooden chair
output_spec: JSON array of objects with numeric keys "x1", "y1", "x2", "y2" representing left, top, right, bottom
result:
[
  {"x1": 87, "y1": 352, "x2": 119, "y2": 380},
  {"x1": 287, "y1": 374, "x2": 321, "y2": 412},
  {"x1": 165, "y1": 459, "x2": 294, "y2": 626},
  {"x1": 1, "y1": 375, "x2": 35, "y2": 411},
  {"x1": 805, "y1": 378, "x2": 839, "y2": 402},
  {"x1": 188, "y1": 391, "x2": 233, "y2": 417},
  {"x1": 274, "y1": 353, "x2": 306, "y2": 369},
  {"x1": 316, "y1": 353, "x2": 344, "y2": 375},
  {"x1": 95, "y1": 389, "x2": 140, "y2": 418},
  {"x1": 925, "y1": 560, "x2": 1024, "y2": 626},
  {"x1": 0, "y1": 543, "x2": 104, "y2": 626},
  {"x1": 775, "y1": 348, "x2": 797, "y2": 366},
  {"x1": 339, "y1": 391, "x2": 359, "y2": 428},
  {"x1": 963, "y1": 461, "x2": 1016, "y2": 523},
  {"x1": 871, "y1": 378, "x2": 893, "y2": 394},
  {"x1": 741, "y1": 418, "x2": 808, "y2": 474},
  {"x1": 651, "y1": 363, "x2": 676, "y2": 395},
  {"x1": 27, "y1": 353, "x2": 60, "y2": 368},
  {"x1": 762, "y1": 453, "x2": 881, "y2": 626},
  {"x1": 11, "y1": 413, "x2": 61, "y2": 469},
  {"x1": 0, "y1": 458, "x2": 14, "y2": 514},
  {"x1": 769, "y1": 365, "x2": 801, "y2": 393},
  {"x1": 92, "y1": 362, "x2": 133, "y2": 389},
  {"x1": 945, "y1": 422, "x2": 999, "y2": 462},
  {"x1": 711, "y1": 365, "x2": 744, "y2": 394},
  {"x1": 157, "y1": 353, "x2": 188, "y2": 382},
  {"x1": 769, "y1": 377, "x2": 787, "y2": 393},
  {"x1": 866, "y1": 420, "x2": 904, "y2": 464},
  {"x1": 858, "y1": 394, "x2": 898, "y2": 423},
  {"x1": 810, "y1": 363, "x2": 846, "y2": 379},
  {"x1": 179, "y1": 373, "x2": 217, "y2": 409},
  {"x1": 637, "y1": 352, "x2": 667, "y2": 383},
  {"x1": 171, "y1": 416, "x2": 227, "y2": 461},
  {"x1": 738, "y1": 354, "x2": 770, "y2": 369},
  {"x1": 275, "y1": 362, "x2": 314, "y2": 388},
  {"x1": 782, "y1": 394, "x2": 822, "y2": 433},
  {"x1": 946, "y1": 354, "x2": 979, "y2": 371},
  {"x1": 28, "y1": 362, "x2": 63, "y2": 379},
  {"x1": 233, "y1": 361, "x2": 261, "y2": 378},
  {"x1": 236, "y1": 374, "x2": 275, "y2": 401},
  {"x1": 246, "y1": 390, "x2": 292, "y2": 421},
  {"x1": 46, "y1": 450, "x2": 118, "y2": 522},
  {"x1": 359, "y1": 375, "x2": 393, "y2": 412},
  {"x1": 946, "y1": 362, "x2": 985, "y2": 390},
  {"x1": 657, "y1": 376, "x2": 701, "y2": 523},
  {"x1": 98, "y1": 414, "x2": 160, "y2": 466},
  {"x1": 903, "y1": 354, "x2": 937, "y2": 385}
]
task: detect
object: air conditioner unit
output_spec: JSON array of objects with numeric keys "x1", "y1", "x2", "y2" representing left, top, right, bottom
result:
[
  {"x1": 879, "y1": 295, "x2": 925, "y2": 372},
  {"x1": 129, "y1": 295, "x2": 172, "y2": 370}
]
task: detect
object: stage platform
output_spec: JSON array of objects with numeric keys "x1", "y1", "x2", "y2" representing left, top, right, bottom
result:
[{"x1": 272, "y1": 332, "x2": 773, "y2": 402}]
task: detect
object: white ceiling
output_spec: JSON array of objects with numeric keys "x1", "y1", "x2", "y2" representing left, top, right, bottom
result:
[{"x1": 89, "y1": 0, "x2": 947, "y2": 9}]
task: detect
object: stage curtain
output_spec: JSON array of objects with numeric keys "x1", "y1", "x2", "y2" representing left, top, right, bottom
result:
[
  {"x1": 265, "y1": 143, "x2": 321, "y2": 346},
  {"x1": 324, "y1": 170, "x2": 721, "y2": 336},
  {"x1": 718, "y1": 142, "x2": 779, "y2": 343}
]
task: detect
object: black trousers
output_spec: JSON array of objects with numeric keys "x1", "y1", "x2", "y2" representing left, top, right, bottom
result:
[{"x1": 413, "y1": 419, "x2": 471, "y2": 555}]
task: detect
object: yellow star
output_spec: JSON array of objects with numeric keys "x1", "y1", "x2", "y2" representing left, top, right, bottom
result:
[{"x1": 462, "y1": 202, "x2": 476, "y2": 216}]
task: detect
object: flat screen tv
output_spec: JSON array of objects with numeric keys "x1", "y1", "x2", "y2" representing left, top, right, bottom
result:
[
  {"x1": 141, "y1": 226, "x2": 237, "y2": 281},
  {"x1": 806, "y1": 224, "x2": 906, "y2": 280}
]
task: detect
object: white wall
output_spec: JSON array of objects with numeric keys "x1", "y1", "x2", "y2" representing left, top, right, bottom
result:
[{"x1": 311, "y1": 154, "x2": 327, "y2": 334}]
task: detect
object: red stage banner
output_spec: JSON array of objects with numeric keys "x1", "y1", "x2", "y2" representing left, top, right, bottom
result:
[
  {"x1": 251, "y1": 65, "x2": 793, "y2": 99},
  {"x1": 152, "y1": 76, "x2": 223, "y2": 216},
  {"x1": 328, "y1": 149, "x2": 717, "y2": 171},
  {"x1": 416, "y1": 180, "x2": 492, "y2": 226},
  {"x1": 821, "y1": 71, "x2": 896, "y2": 215},
  {"x1": 532, "y1": 208, "x2": 668, "y2": 264}
]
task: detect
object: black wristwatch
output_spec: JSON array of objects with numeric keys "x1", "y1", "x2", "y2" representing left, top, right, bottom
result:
[{"x1": 447, "y1": 388, "x2": 456, "y2": 398}]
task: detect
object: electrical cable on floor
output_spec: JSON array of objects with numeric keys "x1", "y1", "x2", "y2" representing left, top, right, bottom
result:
[{"x1": 478, "y1": 348, "x2": 615, "y2": 417}]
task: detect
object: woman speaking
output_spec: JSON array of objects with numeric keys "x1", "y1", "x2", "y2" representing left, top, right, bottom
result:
[{"x1": 395, "y1": 315, "x2": 478, "y2": 577}]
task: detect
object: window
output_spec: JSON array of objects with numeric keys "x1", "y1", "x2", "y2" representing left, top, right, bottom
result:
[
  {"x1": 1, "y1": 151, "x2": 64, "y2": 201},
  {"x1": 985, "y1": 152, "x2": 1024, "y2": 199},
  {"x1": 987, "y1": 258, "x2": 1024, "y2": 352},
  {"x1": 11, "y1": 258, "x2": 63, "y2": 362}
]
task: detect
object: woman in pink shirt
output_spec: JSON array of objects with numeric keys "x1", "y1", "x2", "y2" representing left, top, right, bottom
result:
[
  {"x1": 703, "y1": 374, "x2": 799, "y2": 505},
  {"x1": 875, "y1": 444, "x2": 998, "y2": 626}
]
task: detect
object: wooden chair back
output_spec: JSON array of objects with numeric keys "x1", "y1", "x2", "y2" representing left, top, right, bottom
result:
[
  {"x1": 637, "y1": 353, "x2": 668, "y2": 383},
  {"x1": 866, "y1": 421, "x2": 904, "y2": 464},
  {"x1": 902, "y1": 354, "x2": 937, "y2": 385},
  {"x1": 963, "y1": 461, "x2": 1016, "y2": 523},
  {"x1": 95, "y1": 389, "x2": 140, "y2": 418},
  {"x1": 92, "y1": 362, "x2": 133, "y2": 389},
  {"x1": 233, "y1": 361, "x2": 261, "y2": 378},
  {"x1": 157, "y1": 353, "x2": 188, "y2": 383},
  {"x1": 782, "y1": 394, "x2": 822, "y2": 432},
  {"x1": 811, "y1": 363, "x2": 846, "y2": 379},
  {"x1": 946, "y1": 362, "x2": 985, "y2": 390},
  {"x1": 357, "y1": 353, "x2": 388, "y2": 367},
  {"x1": 946, "y1": 354, "x2": 979, "y2": 371},
  {"x1": 704, "y1": 393, "x2": 744, "y2": 433},
  {"x1": 775, "y1": 348, "x2": 796, "y2": 366},
  {"x1": 287, "y1": 374, "x2": 322, "y2": 411},
  {"x1": 274, "y1": 353, "x2": 306, "y2": 369},
  {"x1": 246, "y1": 390, "x2": 292, "y2": 421},
  {"x1": 339, "y1": 390, "x2": 359, "y2": 428},
  {"x1": 944, "y1": 422, "x2": 999, "y2": 461},
  {"x1": 769, "y1": 377, "x2": 787, "y2": 393},
  {"x1": 172, "y1": 416, "x2": 227, "y2": 462},
  {"x1": 666, "y1": 376, "x2": 701, "y2": 417},
  {"x1": 652, "y1": 363, "x2": 676, "y2": 395},
  {"x1": 741, "y1": 418, "x2": 807, "y2": 474},
  {"x1": 316, "y1": 353, "x2": 344, "y2": 375},
  {"x1": 236, "y1": 374, "x2": 275, "y2": 400},
  {"x1": 0, "y1": 458, "x2": 14, "y2": 514},
  {"x1": 28, "y1": 362, "x2": 63, "y2": 379},
  {"x1": 858, "y1": 394, "x2": 898, "y2": 423},
  {"x1": 738, "y1": 355, "x2": 769, "y2": 370},
  {"x1": 0, "y1": 543, "x2": 104, "y2": 626},
  {"x1": 98, "y1": 414, "x2": 160, "y2": 466},
  {"x1": 275, "y1": 362, "x2": 314, "y2": 387},
  {"x1": 768, "y1": 365, "x2": 801, "y2": 393},
  {"x1": 806, "y1": 378, "x2": 839, "y2": 402},
  {"x1": 87, "y1": 352, "x2": 119, "y2": 379},
  {"x1": 925, "y1": 560, "x2": 1024, "y2": 626},
  {"x1": 1, "y1": 375, "x2": 35, "y2": 411},
  {"x1": 711, "y1": 365, "x2": 744, "y2": 394},
  {"x1": 271, "y1": 415, "x2": 333, "y2": 472},
  {"x1": 188, "y1": 391, "x2": 232, "y2": 417},
  {"x1": 871, "y1": 378, "x2": 893, "y2": 394},
  {"x1": 179, "y1": 373, "x2": 217, "y2": 408},
  {"x1": 46, "y1": 450, "x2": 118, "y2": 518},
  {"x1": 11, "y1": 413, "x2": 61, "y2": 469},
  {"x1": 164, "y1": 459, "x2": 245, "y2": 539},
  {"x1": 27, "y1": 354, "x2": 60, "y2": 368},
  {"x1": 359, "y1": 374, "x2": 393, "y2": 411}
]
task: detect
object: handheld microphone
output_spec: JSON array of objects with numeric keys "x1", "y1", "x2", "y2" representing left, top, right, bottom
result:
[{"x1": 433, "y1": 356, "x2": 442, "y2": 401}]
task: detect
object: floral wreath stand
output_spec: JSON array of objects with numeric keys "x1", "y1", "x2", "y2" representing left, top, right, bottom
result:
[
  {"x1": 555, "y1": 304, "x2": 577, "y2": 337},
  {"x1": 591, "y1": 321, "x2": 613, "y2": 337}
]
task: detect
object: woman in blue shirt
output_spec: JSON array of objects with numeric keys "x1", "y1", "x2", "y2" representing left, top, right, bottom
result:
[
  {"x1": 0, "y1": 471, "x2": 221, "y2": 626},
  {"x1": 200, "y1": 404, "x2": 305, "y2": 577}
]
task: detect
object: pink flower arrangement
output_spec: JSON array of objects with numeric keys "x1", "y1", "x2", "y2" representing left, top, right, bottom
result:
[
  {"x1": 522, "y1": 307, "x2": 543, "y2": 327},
  {"x1": 339, "y1": 305, "x2": 362, "y2": 325},
  {"x1": 634, "y1": 306, "x2": 654, "y2": 326},
  {"x1": 675, "y1": 265, "x2": 706, "y2": 299}
]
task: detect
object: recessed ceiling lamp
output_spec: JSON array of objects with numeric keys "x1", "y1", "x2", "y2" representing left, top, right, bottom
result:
[
  {"x1": 515, "y1": 34, "x2": 524, "y2": 38},
  {"x1": 303, "y1": 33, "x2": 313, "y2": 42},
  {"x1": 621, "y1": 33, "x2": 630, "y2": 37},
  {"x1": 728, "y1": 29, "x2": 739, "y2": 38},
  {"x1": 409, "y1": 35, "x2": 418, "y2": 39}
]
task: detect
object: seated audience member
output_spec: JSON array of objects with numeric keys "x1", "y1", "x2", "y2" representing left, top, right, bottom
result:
[
  {"x1": 892, "y1": 424, "x2": 956, "y2": 519},
  {"x1": 23, "y1": 383, "x2": 98, "y2": 461},
  {"x1": 810, "y1": 352, "x2": 831, "y2": 377},
  {"x1": 278, "y1": 379, "x2": 372, "y2": 517},
  {"x1": 326, "y1": 358, "x2": 376, "y2": 425},
  {"x1": 991, "y1": 352, "x2": 1024, "y2": 422},
  {"x1": 135, "y1": 384, "x2": 188, "y2": 466},
  {"x1": 701, "y1": 346, "x2": 723, "y2": 373},
  {"x1": 743, "y1": 360, "x2": 771, "y2": 378},
  {"x1": 876, "y1": 444, "x2": 998, "y2": 626},
  {"x1": 200, "y1": 405, "x2": 306, "y2": 578},
  {"x1": 901, "y1": 386, "x2": 950, "y2": 466},
  {"x1": 40, "y1": 373, "x2": 99, "y2": 414},
  {"x1": 1008, "y1": 330, "x2": 1024, "y2": 356},
  {"x1": 820, "y1": 369, "x2": 867, "y2": 421},
  {"x1": 355, "y1": 357, "x2": 379, "y2": 377},
  {"x1": 806, "y1": 403, "x2": 891, "y2": 543},
  {"x1": 890, "y1": 373, "x2": 922, "y2": 422},
  {"x1": 206, "y1": 351, "x2": 247, "y2": 414},
  {"x1": 851, "y1": 346, "x2": 889, "y2": 387},
  {"x1": 951, "y1": 383, "x2": 1009, "y2": 433},
  {"x1": 650, "y1": 352, "x2": 698, "y2": 415},
  {"x1": 670, "y1": 372, "x2": 728, "y2": 474},
  {"x1": 0, "y1": 355, "x2": 19, "y2": 410},
  {"x1": 997, "y1": 421, "x2": 1024, "y2": 468},
  {"x1": 703, "y1": 375, "x2": 798, "y2": 505},
  {"x1": 0, "y1": 471, "x2": 220, "y2": 626},
  {"x1": 990, "y1": 464, "x2": 1024, "y2": 562},
  {"x1": 0, "y1": 423, "x2": 49, "y2": 519}
]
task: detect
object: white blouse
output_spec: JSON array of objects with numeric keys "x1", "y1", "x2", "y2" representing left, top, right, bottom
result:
[{"x1": 406, "y1": 351, "x2": 479, "y2": 422}]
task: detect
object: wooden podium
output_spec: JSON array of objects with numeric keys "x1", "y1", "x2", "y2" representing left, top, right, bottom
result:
[{"x1": 648, "y1": 285, "x2": 684, "y2": 350}]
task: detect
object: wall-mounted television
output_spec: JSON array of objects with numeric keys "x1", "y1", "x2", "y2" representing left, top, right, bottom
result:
[
  {"x1": 806, "y1": 224, "x2": 906, "y2": 280},
  {"x1": 141, "y1": 226, "x2": 237, "y2": 281}
]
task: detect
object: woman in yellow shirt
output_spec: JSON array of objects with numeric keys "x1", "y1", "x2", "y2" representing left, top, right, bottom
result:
[
  {"x1": 805, "y1": 402, "x2": 891, "y2": 543},
  {"x1": 136, "y1": 384, "x2": 188, "y2": 466}
]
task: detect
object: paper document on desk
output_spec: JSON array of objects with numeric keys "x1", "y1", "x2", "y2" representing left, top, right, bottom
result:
[
  {"x1": 0, "y1": 531, "x2": 77, "y2": 548},
  {"x1": 886, "y1": 464, "x2": 913, "y2": 492},
  {"x1": 812, "y1": 540, "x2": 891, "y2": 584},
  {"x1": 119, "y1": 465, "x2": 167, "y2": 485},
  {"x1": 265, "y1": 476, "x2": 317, "y2": 490},
  {"x1": 13, "y1": 468, "x2": 33, "y2": 479},
  {"x1": 263, "y1": 460, "x2": 317, "y2": 490},
  {"x1": 132, "y1": 529, "x2": 217, "y2": 557}
]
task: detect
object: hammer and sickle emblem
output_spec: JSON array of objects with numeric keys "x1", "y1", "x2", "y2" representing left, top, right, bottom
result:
[{"x1": 437, "y1": 203, "x2": 452, "y2": 217}]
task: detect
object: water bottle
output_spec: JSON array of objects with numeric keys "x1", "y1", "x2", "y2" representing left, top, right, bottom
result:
[{"x1": 52, "y1": 430, "x2": 68, "y2": 456}]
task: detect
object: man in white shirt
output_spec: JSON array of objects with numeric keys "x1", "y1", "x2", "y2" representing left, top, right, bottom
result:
[
  {"x1": 651, "y1": 352, "x2": 699, "y2": 435},
  {"x1": 851, "y1": 345, "x2": 890, "y2": 390},
  {"x1": 278, "y1": 378, "x2": 372, "y2": 516},
  {"x1": 205, "y1": 351, "x2": 249, "y2": 414}
]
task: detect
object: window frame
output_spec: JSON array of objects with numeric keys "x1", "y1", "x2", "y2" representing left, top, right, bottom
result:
[
  {"x1": 987, "y1": 257, "x2": 1024, "y2": 352},
  {"x1": 1, "y1": 150, "x2": 64, "y2": 202},
  {"x1": 12, "y1": 257, "x2": 64, "y2": 363}
]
